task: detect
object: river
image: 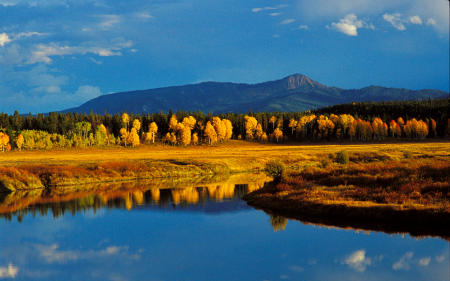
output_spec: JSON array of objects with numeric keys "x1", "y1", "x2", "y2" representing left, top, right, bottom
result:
[{"x1": 0, "y1": 174, "x2": 448, "y2": 281}]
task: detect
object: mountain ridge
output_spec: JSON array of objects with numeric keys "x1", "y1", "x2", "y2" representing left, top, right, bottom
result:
[{"x1": 60, "y1": 74, "x2": 448, "y2": 115}]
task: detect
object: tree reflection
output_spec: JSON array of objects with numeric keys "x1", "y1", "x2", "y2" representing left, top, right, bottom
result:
[
  {"x1": 0, "y1": 175, "x2": 271, "y2": 221},
  {"x1": 269, "y1": 214, "x2": 288, "y2": 232}
]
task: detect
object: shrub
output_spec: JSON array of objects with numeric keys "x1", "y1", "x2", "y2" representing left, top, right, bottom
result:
[
  {"x1": 336, "y1": 150, "x2": 349, "y2": 164},
  {"x1": 403, "y1": 150, "x2": 413, "y2": 159},
  {"x1": 320, "y1": 157, "x2": 330, "y2": 168},
  {"x1": 265, "y1": 160, "x2": 286, "y2": 182}
]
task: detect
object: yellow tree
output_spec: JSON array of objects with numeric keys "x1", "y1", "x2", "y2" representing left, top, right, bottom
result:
[
  {"x1": 204, "y1": 121, "x2": 217, "y2": 145},
  {"x1": 273, "y1": 128, "x2": 283, "y2": 142},
  {"x1": 180, "y1": 126, "x2": 191, "y2": 146},
  {"x1": 288, "y1": 119, "x2": 297, "y2": 134},
  {"x1": 122, "y1": 113, "x2": 130, "y2": 132},
  {"x1": 149, "y1": 122, "x2": 158, "y2": 143},
  {"x1": 192, "y1": 133, "x2": 199, "y2": 145},
  {"x1": 223, "y1": 119, "x2": 233, "y2": 140},
  {"x1": 169, "y1": 133, "x2": 177, "y2": 145},
  {"x1": 133, "y1": 119, "x2": 141, "y2": 133},
  {"x1": 168, "y1": 115, "x2": 178, "y2": 132},
  {"x1": 329, "y1": 114, "x2": 339, "y2": 125},
  {"x1": 255, "y1": 123, "x2": 263, "y2": 140},
  {"x1": 120, "y1": 128, "x2": 129, "y2": 147},
  {"x1": 182, "y1": 116, "x2": 196, "y2": 130},
  {"x1": 349, "y1": 124, "x2": 356, "y2": 141},
  {"x1": 175, "y1": 123, "x2": 186, "y2": 145},
  {"x1": 261, "y1": 132, "x2": 268, "y2": 143},
  {"x1": 269, "y1": 116, "x2": 277, "y2": 129},
  {"x1": 129, "y1": 128, "x2": 140, "y2": 147},
  {"x1": 0, "y1": 133, "x2": 10, "y2": 153},
  {"x1": 213, "y1": 117, "x2": 224, "y2": 142},
  {"x1": 397, "y1": 117, "x2": 404, "y2": 138},
  {"x1": 15, "y1": 134, "x2": 24, "y2": 152},
  {"x1": 430, "y1": 119, "x2": 437, "y2": 138},
  {"x1": 389, "y1": 120, "x2": 397, "y2": 138},
  {"x1": 244, "y1": 115, "x2": 257, "y2": 141}
]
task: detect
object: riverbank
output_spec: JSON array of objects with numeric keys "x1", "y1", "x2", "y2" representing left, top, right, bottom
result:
[
  {"x1": 1, "y1": 140, "x2": 449, "y2": 192},
  {"x1": 242, "y1": 157, "x2": 450, "y2": 239}
]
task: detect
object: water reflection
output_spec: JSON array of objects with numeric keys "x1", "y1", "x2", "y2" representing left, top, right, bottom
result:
[
  {"x1": 0, "y1": 174, "x2": 448, "y2": 281},
  {"x1": 0, "y1": 173, "x2": 271, "y2": 222}
]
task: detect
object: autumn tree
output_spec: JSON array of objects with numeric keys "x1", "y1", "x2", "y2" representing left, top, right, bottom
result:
[
  {"x1": 223, "y1": 119, "x2": 233, "y2": 141},
  {"x1": 244, "y1": 115, "x2": 258, "y2": 141},
  {"x1": 288, "y1": 119, "x2": 297, "y2": 134},
  {"x1": 204, "y1": 121, "x2": 217, "y2": 145},
  {"x1": 122, "y1": 113, "x2": 130, "y2": 132},
  {"x1": 269, "y1": 116, "x2": 277, "y2": 129},
  {"x1": 169, "y1": 115, "x2": 178, "y2": 132},
  {"x1": 148, "y1": 122, "x2": 158, "y2": 144},
  {"x1": 133, "y1": 119, "x2": 141, "y2": 133},
  {"x1": 120, "y1": 128, "x2": 129, "y2": 147},
  {"x1": 0, "y1": 132, "x2": 10, "y2": 153},
  {"x1": 430, "y1": 119, "x2": 436, "y2": 138},
  {"x1": 15, "y1": 134, "x2": 24, "y2": 152},
  {"x1": 192, "y1": 133, "x2": 199, "y2": 145},
  {"x1": 273, "y1": 128, "x2": 283, "y2": 142}
]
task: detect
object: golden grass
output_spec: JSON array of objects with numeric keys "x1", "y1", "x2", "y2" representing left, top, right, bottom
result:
[{"x1": 0, "y1": 140, "x2": 449, "y2": 191}]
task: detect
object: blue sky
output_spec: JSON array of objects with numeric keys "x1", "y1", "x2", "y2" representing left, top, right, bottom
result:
[{"x1": 0, "y1": 0, "x2": 448, "y2": 114}]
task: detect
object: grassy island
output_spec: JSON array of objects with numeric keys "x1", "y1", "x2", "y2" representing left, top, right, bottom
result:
[{"x1": 242, "y1": 144, "x2": 450, "y2": 239}]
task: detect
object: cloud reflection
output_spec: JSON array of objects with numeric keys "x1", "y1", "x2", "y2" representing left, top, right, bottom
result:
[
  {"x1": 35, "y1": 244, "x2": 138, "y2": 264},
  {"x1": 392, "y1": 252, "x2": 414, "y2": 270},
  {"x1": 341, "y1": 249, "x2": 382, "y2": 272},
  {"x1": 0, "y1": 263, "x2": 19, "y2": 278}
]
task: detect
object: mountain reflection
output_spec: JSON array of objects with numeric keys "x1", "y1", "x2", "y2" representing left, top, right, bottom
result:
[{"x1": 0, "y1": 173, "x2": 271, "y2": 221}]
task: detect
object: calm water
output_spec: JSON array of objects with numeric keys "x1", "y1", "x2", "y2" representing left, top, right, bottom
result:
[{"x1": 0, "y1": 176, "x2": 448, "y2": 281}]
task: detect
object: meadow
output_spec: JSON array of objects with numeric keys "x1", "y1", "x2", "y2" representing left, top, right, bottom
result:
[{"x1": 0, "y1": 139, "x2": 449, "y2": 190}]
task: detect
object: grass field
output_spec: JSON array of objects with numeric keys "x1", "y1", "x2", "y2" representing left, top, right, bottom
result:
[{"x1": 0, "y1": 139, "x2": 449, "y2": 191}]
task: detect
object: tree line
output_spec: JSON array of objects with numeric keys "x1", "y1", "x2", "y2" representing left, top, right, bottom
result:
[{"x1": 0, "y1": 98, "x2": 449, "y2": 151}]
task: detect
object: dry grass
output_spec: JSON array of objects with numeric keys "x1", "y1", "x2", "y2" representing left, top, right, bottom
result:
[{"x1": 0, "y1": 140, "x2": 449, "y2": 191}]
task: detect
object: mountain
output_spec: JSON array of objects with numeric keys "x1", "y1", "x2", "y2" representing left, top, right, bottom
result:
[{"x1": 61, "y1": 74, "x2": 448, "y2": 114}]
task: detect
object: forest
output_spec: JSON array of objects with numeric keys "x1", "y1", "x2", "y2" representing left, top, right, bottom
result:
[{"x1": 0, "y1": 98, "x2": 449, "y2": 151}]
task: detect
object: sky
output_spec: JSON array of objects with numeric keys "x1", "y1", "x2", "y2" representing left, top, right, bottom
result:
[{"x1": 0, "y1": 0, "x2": 449, "y2": 114}]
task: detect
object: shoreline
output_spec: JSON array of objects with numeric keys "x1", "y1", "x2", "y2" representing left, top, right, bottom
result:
[{"x1": 242, "y1": 181, "x2": 450, "y2": 240}]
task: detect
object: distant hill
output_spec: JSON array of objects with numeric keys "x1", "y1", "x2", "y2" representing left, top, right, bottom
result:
[{"x1": 61, "y1": 74, "x2": 448, "y2": 114}]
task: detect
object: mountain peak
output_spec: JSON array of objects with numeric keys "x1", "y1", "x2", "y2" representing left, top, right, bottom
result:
[{"x1": 279, "y1": 74, "x2": 326, "y2": 89}]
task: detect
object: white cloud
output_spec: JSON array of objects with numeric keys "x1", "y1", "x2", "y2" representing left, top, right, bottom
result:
[
  {"x1": 270, "y1": 13, "x2": 282, "y2": 17},
  {"x1": 252, "y1": 5, "x2": 289, "y2": 13},
  {"x1": 35, "y1": 244, "x2": 136, "y2": 264},
  {"x1": 342, "y1": 250, "x2": 373, "y2": 272},
  {"x1": 281, "y1": 19, "x2": 297, "y2": 25},
  {"x1": 0, "y1": 33, "x2": 12, "y2": 46},
  {"x1": 90, "y1": 57, "x2": 102, "y2": 65},
  {"x1": 14, "y1": 31, "x2": 47, "y2": 39},
  {"x1": 327, "y1": 14, "x2": 374, "y2": 36},
  {"x1": 289, "y1": 265, "x2": 304, "y2": 272},
  {"x1": 426, "y1": 18, "x2": 437, "y2": 26},
  {"x1": 297, "y1": 25, "x2": 309, "y2": 30},
  {"x1": 393, "y1": 252, "x2": 414, "y2": 270},
  {"x1": 26, "y1": 41, "x2": 131, "y2": 64},
  {"x1": 407, "y1": 15, "x2": 422, "y2": 25},
  {"x1": 0, "y1": 263, "x2": 19, "y2": 278},
  {"x1": 383, "y1": 13, "x2": 406, "y2": 31},
  {"x1": 418, "y1": 257, "x2": 431, "y2": 266},
  {"x1": 435, "y1": 255, "x2": 445, "y2": 263},
  {"x1": 135, "y1": 11, "x2": 154, "y2": 20},
  {"x1": 74, "y1": 85, "x2": 102, "y2": 101},
  {"x1": 99, "y1": 15, "x2": 122, "y2": 28}
]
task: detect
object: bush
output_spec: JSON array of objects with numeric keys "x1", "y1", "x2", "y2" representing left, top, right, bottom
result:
[
  {"x1": 403, "y1": 150, "x2": 413, "y2": 159},
  {"x1": 336, "y1": 150, "x2": 349, "y2": 164},
  {"x1": 265, "y1": 160, "x2": 286, "y2": 182},
  {"x1": 320, "y1": 157, "x2": 330, "y2": 168}
]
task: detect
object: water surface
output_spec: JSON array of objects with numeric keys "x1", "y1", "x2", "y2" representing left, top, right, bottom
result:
[{"x1": 0, "y1": 176, "x2": 448, "y2": 281}]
